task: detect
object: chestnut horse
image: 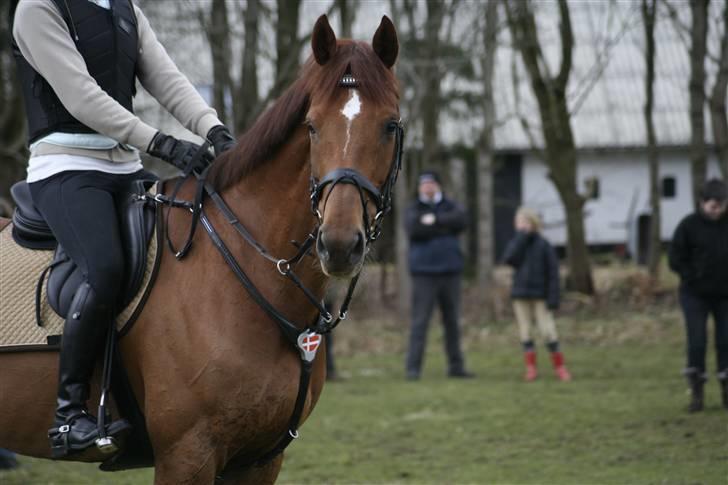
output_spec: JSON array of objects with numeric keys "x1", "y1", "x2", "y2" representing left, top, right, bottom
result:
[{"x1": 0, "y1": 14, "x2": 400, "y2": 484}]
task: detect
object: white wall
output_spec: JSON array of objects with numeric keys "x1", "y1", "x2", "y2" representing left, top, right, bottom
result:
[{"x1": 521, "y1": 151, "x2": 723, "y2": 248}]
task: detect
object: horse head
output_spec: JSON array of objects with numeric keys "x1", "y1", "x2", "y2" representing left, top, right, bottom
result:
[{"x1": 306, "y1": 15, "x2": 401, "y2": 278}]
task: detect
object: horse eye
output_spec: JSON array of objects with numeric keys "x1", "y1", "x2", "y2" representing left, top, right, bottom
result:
[
  {"x1": 306, "y1": 122, "x2": 317, "y2": 137},
  {"x1": 386, "y1": 121, "x2": 399, "y2": 134}
]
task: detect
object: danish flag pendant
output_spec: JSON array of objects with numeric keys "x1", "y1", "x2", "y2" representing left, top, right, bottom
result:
[{"x1": 297, "y1": 330, "x2": 322, "y2": 362}]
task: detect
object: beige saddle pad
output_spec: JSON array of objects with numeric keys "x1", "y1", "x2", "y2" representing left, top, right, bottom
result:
[{"x1": 0, "y1": 210, "x2": 159, "y2": 352}]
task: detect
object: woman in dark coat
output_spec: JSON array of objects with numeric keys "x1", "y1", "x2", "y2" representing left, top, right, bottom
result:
[{"x1": 502, "y1": 207, "x2": 571, "y2": 381}]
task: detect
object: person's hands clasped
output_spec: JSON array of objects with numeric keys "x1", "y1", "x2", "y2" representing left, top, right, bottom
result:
[
  {"x1": 206, "y1": 125, "x2": 236, "y2": 157},
  {"x1": 420, "y1": 213, "x2": 436, "y2": 226},
  {"x1": 147, "y1": 132, "x2": 214, "y2": 173}
]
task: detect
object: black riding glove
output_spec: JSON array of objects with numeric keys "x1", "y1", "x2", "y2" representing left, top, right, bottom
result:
[
  {"x1": 206, "y1": 125, "x2": 236, "y2": 157},
  {"x1": 147, "y1": 132, "x2": 213, "y2": 173}
]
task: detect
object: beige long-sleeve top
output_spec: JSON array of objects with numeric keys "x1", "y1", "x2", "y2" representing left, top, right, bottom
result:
[{"x1": 13, "y1": 0, "x2": 222, "y2": 166}]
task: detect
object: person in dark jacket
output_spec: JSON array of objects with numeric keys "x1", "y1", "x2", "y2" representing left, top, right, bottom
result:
[
  {"x1": 404, "y1": 171, "x2": 473, "y2": 380},
  {"x1": 502, "y1": 207, "x2": 571, "y2": 382},
  {"x1": 669, "y1": 178, "x2": 728, "y2": 412}
]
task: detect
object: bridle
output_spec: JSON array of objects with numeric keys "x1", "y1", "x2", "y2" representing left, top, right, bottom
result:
[
  {"x1": 147, "y1": 95, "x2": 404, "y2": 468},
  {"x1": 309, "y1": 119, "x2": 404, "y2": 243}
]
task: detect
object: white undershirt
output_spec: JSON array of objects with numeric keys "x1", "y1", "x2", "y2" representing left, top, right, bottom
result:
[{"x1": 27, "y1": 154, "x2": 143, "y2": 183}]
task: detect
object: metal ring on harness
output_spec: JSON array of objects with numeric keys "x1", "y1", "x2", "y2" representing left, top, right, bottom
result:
[{"x1": 276, "y1": 259, "x2": 291, "y2": 275}]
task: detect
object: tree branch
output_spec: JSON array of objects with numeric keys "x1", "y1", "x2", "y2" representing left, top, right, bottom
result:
[{"x1": 555, "y1": 0, "x2": 573, "y2": 90}]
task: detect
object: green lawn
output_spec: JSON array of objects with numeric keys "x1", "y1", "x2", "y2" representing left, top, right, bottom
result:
[{"x1": 3, "y1": 315, "x2": 728, "y2": 484}]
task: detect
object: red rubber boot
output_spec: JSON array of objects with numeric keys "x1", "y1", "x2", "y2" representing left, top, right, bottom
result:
[
  {"x1": 524, "y1": 351, "x2": 537, "y2": 381},
  {"x1": 551, "y1": 351, "x2": 572, "y2": 381}
]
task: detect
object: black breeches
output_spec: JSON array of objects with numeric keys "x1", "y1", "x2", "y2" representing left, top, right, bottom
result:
[{"x1": 29, "y1": 170, "x2": 143, "y2": 313}]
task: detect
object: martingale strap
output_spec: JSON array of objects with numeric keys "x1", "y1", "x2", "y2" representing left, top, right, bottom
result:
[{"x1": 164, "y1": 142, "x2": 212, "y2": 260}]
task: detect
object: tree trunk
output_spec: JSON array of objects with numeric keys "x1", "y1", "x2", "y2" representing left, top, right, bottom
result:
[
  {"x1": 0, "y1": 0, "x2": 28, "y2": 205},
  {"x1": 273, "y1": 0, "x2": 301, "y2": 99},
  {"x1": 421, "y1": 0, "x2": 444, "y2": 171},
  {"x1": 235, "y1": 0, "x2": 260, "y2": 133},
  {"x1": 337, "y1": 0, "x2": 355, "y2": 38},
  {"x1": 689, "y1": 0, "x2": 709, "y2": 205},
  {"x1": 205, "y1": 0, "x2": 232, "y2": 126},
  {"x1": 505, "y1": 0, "x2": 594, "y2": 294},
  {"x1": 476, "y1": 0, "x2": 498, "y2": 293},
  {"x1": 394, "y1": 164, "x2": 412, "y2": 320},
  {"x1": 643, "y1": 0, "x2": 661, "y2": 278},
  {"x1": 710, "y1": 0, "x2": 728, "y2": 179}
]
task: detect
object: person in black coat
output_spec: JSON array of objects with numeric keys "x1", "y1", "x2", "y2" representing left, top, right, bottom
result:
[
  {"x1": 669, "y1": 178, "x2": 728, "y2": 412},
  {"x1": 502, "y1": 207, "x2": 571, "y2": 381},
  {"x1": 404, "y1": 171, "x2": 473, "y2": 380}
]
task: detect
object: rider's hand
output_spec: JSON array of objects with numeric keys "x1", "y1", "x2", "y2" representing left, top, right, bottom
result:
[
  {"x1": 206, "y1": 125, "x2": 236, "y2": 157},
  {"x1": 147, "y1": 132, "x2": 213, "y2": 173}
]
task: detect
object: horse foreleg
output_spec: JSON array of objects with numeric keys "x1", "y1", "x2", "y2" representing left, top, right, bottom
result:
[
  {"x1": 152, "y1": 433, "x2": 221, "y2": 485},
  {"x1": 216, "y1": 455, "x2": 284, "y2": 485}
]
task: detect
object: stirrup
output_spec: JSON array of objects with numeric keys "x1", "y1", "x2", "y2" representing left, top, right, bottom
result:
[{"x1": 49, "y1": 418, "x2": 132, "y2": 459}]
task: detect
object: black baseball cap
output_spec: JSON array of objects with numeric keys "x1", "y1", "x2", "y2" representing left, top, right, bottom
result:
[{"x1": 418, "y1": 170, "x2": 441, "y2": 185}]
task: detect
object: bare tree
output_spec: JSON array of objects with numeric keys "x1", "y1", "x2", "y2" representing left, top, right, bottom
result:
[
  {"x1": 235, "y1": 0, "x2": 260, "y2": 133},
  {"x1": 201, "y1": 0, "x2": 232, "y2": 126},
  {"x1": 273, "y1": 0, "x2": 301, "y2": 99},
  {"x1": 337, "y1": 0, "x2": 355, "y2": 38},
  {"x1": 476, "y1": 0, "x2": 499, "y2": 293},
  {"x1": 504, "y1": 0, "x2": 594, "y2": 294},
  {"x1": 0, "y1": 0, "x2": 28, "y2": 207},
  {"x1": 709, "y1": 1, "x2": 728, "y2": 179},
  {"x1": 643, "y1": 0, "x2": 661, "y2": 278},
  {"x1": 689, "y1": 0, "x2": 709, "y2": 204},
  {"x1": 421, "y1": 0, "x2": 446, "y2": 171}
]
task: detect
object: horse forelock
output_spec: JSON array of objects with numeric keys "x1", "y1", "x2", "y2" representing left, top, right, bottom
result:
[{"x1": 208, "y1": 40, "x2": 399, "y2": 191}]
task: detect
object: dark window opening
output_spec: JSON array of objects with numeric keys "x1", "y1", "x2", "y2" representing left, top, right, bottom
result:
[
  {"x1": 662, "y1": 176, "x2": 676, "y2": 198},
  {"x1": 584, "y1": 177, "x2": 600, "y2": 199}
]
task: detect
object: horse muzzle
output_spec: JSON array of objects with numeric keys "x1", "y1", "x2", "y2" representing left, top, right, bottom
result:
[{"x1": 316, "y1": 227, "x2": 366, "y2": 278}]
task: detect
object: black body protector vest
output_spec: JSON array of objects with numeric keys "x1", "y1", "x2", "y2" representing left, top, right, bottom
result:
[{"x1": 10, "y1": 0, "x2": 139, "y2": 145}]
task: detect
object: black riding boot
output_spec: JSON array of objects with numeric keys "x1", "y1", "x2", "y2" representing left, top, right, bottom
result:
[
  {"x1": 48, "y1": 283, "x2": 127, "y2": 458},
  {"x1": 685, "y1": 368, "x2": 706, "y2": 413},
  {"x1": 719, "y1": 370, "x2": 728, "y2": 410}
]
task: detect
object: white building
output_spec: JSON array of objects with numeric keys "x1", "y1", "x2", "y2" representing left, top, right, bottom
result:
[{"x1": 482, "y1": 1, "x2": 727, "y2": 260}]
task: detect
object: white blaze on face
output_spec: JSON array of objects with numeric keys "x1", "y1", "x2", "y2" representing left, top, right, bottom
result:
[{"x1": 341, "y1": 89, "x2": 361, "y2": 157}]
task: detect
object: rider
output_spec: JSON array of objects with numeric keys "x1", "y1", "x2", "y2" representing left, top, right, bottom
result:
[{"x1": 10, "y1": 0, "x2": 235, "y2": 456}]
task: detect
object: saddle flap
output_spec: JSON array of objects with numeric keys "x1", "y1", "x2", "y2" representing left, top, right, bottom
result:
[{"x1": 46, "y1": 177, "x2": 158, "y2": 318}]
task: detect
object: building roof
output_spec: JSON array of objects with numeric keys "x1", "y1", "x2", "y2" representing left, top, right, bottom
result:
[{"x1": 490, "y1": 1, "x2": 725, "y2": 151}]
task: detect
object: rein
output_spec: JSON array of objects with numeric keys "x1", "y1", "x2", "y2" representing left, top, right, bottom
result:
[{"x1": 149, "y1": 121, "x2": 403, "y2": 468}]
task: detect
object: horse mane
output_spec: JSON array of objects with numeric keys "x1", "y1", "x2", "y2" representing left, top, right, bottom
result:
[{"x1": 207, "y1": 40, "x2": 399, "y2": 191}]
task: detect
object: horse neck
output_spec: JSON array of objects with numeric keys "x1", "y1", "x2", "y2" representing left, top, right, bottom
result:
[
  {"x1": 226, "y1": 127, "x2": 315, "y2": 255},
  {"x1": 217, "y1": 126, "x2": 327, "y2": 320}
]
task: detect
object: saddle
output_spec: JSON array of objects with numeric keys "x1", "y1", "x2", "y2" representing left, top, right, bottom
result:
[{"x1": 10, "y1": 176, "x2": 157, "y2": 318}]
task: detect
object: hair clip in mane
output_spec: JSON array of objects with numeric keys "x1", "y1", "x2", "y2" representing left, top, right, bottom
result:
[{"x1": 339, "y1": 74, "x2": 359, "y2": 88}]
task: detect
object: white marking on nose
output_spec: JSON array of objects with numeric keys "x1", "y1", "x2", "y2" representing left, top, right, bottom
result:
[{"x1": 341, "y1": 90, "x2": 361, "y2": 157}]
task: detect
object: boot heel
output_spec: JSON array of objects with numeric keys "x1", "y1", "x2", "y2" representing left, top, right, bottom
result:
[{"x1": 49, "y1": 431, "x2": 70, "y2": 459}]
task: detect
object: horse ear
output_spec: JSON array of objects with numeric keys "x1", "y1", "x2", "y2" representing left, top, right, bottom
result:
[
  {"x1": 372, "y1": 16, "x2": 398, "y2": 69},
  {"x1": 312, "y1": 15, "x2": 337, "y2": 66}
]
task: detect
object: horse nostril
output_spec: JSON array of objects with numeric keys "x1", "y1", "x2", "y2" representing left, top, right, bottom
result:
[
  {"x1": 316, "y1": 233, "x2": 330, "y2": 262},
  {"x1": 349, "y1": 232, "x2": 365, "y2": 265}
]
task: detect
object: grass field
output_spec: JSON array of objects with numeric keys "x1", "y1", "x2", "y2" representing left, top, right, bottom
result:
[{"x1": 3, "y1": 309, "x2": 728, "y2": 484}]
